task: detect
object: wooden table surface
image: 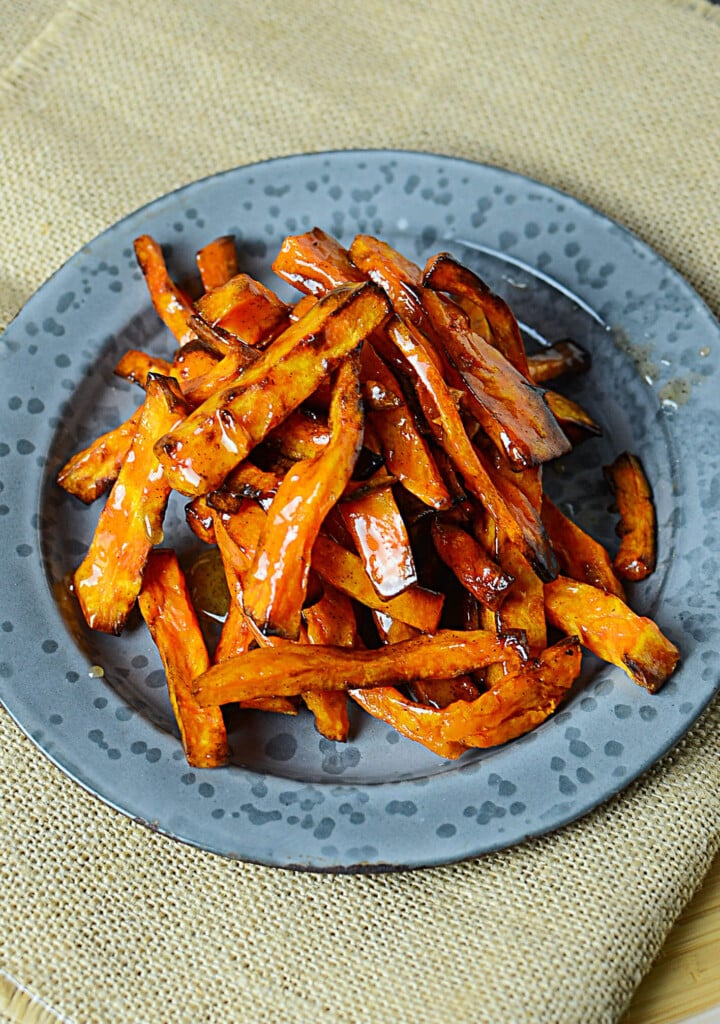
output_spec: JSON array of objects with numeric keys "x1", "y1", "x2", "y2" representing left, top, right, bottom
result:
[{"x1": 623, "y1": 854, "x2": 720, "y2": 1023}]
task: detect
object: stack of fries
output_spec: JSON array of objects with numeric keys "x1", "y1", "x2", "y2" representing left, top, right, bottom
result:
[{"x1": 58, "y1": 228, "x2": 680, "y2": 767}]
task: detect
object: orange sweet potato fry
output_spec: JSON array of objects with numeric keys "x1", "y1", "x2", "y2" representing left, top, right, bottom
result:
[
  {"x1": 543, "y1": 390, "x2": 602, "y2": 444},
  {"x1": 194, "y1": 273, "x2": 290, "y2": 345},
  {"x1": 138, "y1": 549, "x2": 229, "y2": 768},
  {"x1": 541, "y1": 496, "x2": 625, "y2": 598},
  {"x1": 311, "y1": 534, "x2": 443, "y2": 632},
  {"x1": 242, "y1": 357, "x2": 364, "y2": 639},
  {"x1": 114, "y1": 349, "x2": 175, "y2": 387},
  {"x1": 171, "y1": 336, "x2": 223, "y2": 381},
  {"x1": 154, "y1": 282, "x2": 390, "y2": 496},
  {"x1": 431, "y1": 519, "x2": 514, "y2": 611},
  {"x1": 360, "y1": 343, "x2": 452, "y2": 510},
  {"x1": 340, "y1": 485, "x2": 418, "y2": 599},
  {"x1": 272, "y1": 227, "x2": 366, "y2": 296},
  {"x1": 351, "y1": 687, "x2": 469, "y2": 759},
  {"x1": 133, "y1": 235, "x2": 196, "y2": 347},
  {"x1": 57, "y1": 407, "x2": 142, "y2": 504},
  {"x1": 440, "y1": 636, "x2": 582, "y2": 746},
  {"x1": 355, "y1": 636, "x2": 581, "y2": 756},
  {"x1": 604, "y1": 452, "x2": 657, "y2": 581},
  {"x1": 73, "y1": 375, "x2": 188, "y2": 634},
  {"x1": 196, "y1": 235, "x2": 239, "y2": 291},
  {"x1": 526, "y1": 339, "x2": 591, "y2": 384},
  {"x1": 264, "y1": 409, "x2": 331, "y2": 461},
  {"x1": 382, "y1": 316, "x2": 556, "y2": 580},
  {"x1": 544, "y1": 576, "x2": 679, "y2": 692},
  {"x1": 421, "y1": 288, "x2": 571, "y2": 469},
  {"x1": 192, "y1": 628, "x2": 526, "y2": 706},
  {"x1": 301, "y1": 584, "x2": 358, "y2": 741},
  {"x1": 422, "y1": 251, "x2": 530, "y2": 378}
]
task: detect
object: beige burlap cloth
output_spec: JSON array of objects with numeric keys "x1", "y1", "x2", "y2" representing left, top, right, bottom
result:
[{"x1": 1, "y1": 2, "x2": 719, "y2": 1022}]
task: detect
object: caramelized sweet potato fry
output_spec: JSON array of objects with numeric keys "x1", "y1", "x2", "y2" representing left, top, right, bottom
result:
[
  {"x1": 264, "y1": 409, "x2": 331, "y2": 461},
  {"x1": 351, "y1": 687, "x2": 469, "y2": 758},
  {"x1": 171, "y1": 336, "x2": 223, "y2": 381},
  {"x1": 154, "y1": 282, "x2": 390, "y2": 496},
  {"x1": 355, "y1": 637, "x2": 580, "y2": 756},
  {"x1": 301, "y1": 584, "x2": 357, "y2": 741},
  {"x1": 133, "y1": 235, "x2": 196, "y2": 347},
  {"x1": 272, "y1": 227, "x2": 366, "y2": 296},
  {"x1": 340, "y1": 485, "x2": 418, "y2": 599},
  {"x1": 242, "y1": 357, "x2": 364, "y2": 639},
  {"x1": 441, "y1": 637, "x2": 582, "y2": 746},
  {"x1": 541, "y1": 496, "x2": 625, "y2": 598},
  {"x1": 383, "y1": 316, "x2": 556, "y2": 579},
  {"x1": 543, "y1": 390, "x2": 602, "y2": 444},
  {"x1": 422, "y1": 251, "x2": 530, "y2": 378},
  {"x1": 604, "y1": 452, "x2": 657, "y2": 581},
  {"x1": 192, "y1": 628, "x2": 526, "y2": 706},
  {"x1": 431, "y1": 519, "x2": 514, "y2": 611},
  {"x1": 138, "y1": 549, "x2": 229, "y2": 768},
  {"x1": 311, "y1": 534, "x2": 443, "y2": 632},
  {"x1": 57, "y1": 407, "x2": 141, "y2": 504},
  {"x1": 361, "y1": 343, "x2": 451, "y2": 510},
  {"x1": 114, "y1": 349, "x2": 175, "y2": 387},
  {"x1": 196, "y1": 235, "x2": 239, "y2": 291},
  {"x1": 526, "y1": 339, "x2": 591, "y2": 384},
  {"x1": 544, "y1": 576, "x2": 679, "y2": 692},
  {"x1": 421, "y1": 288, "x2": 571, "y2": 469},
  {"x1": 194, "y1": 273, "x2": 290, "y2": 345},
  {"x1": 73, "y1": 375, "x2": 188, "y2": 634}
]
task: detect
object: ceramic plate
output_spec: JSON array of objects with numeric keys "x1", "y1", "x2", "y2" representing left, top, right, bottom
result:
[{"x1": 1, "y1": 151, "x2": 718, "y2": 871}]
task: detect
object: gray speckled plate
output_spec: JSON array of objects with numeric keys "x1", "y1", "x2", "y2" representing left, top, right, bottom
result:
[{"x1": 1, "y1": 151, "x2": 719, "y2": 871}]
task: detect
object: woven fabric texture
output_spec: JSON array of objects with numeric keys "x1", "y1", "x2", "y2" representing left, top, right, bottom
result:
[{"x1": 1, "y1": 2, "x2": 719, "y2": 1023}]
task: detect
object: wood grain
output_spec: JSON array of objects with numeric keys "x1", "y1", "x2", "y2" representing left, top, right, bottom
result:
[{"x1": 623, "y1": 854, "x2": 720, "y2": 1024}]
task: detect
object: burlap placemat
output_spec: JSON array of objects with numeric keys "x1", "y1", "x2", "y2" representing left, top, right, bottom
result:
[{"x1": 1, "y1": 2, "x2": 719, "y2": 1022}]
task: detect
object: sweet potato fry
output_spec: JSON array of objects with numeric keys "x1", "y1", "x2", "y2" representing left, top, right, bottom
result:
[
  {"x1": 192, "y1": 628, "x2": 527, "y2": 706},
  {"x1": 194, "y1": 273, "x2": 290, "y2": 345},
  {"x1": 383, "y1": 316, "x2": 556, "y2": 579},
  {"x1": 360, "y1": 342, "x2": 451, "y2": 510},
  {"x1": 604, "y1": 452, "x2": 657, "y2": 581},
  {"x1": 196, "y1": 235, "x2": 239, "y2": 291},
  {"x1": 264, "y1": 409, "x2": 331, "y2": 461},
  {"x1": 73, "y1": 375, "x2": 188, "y2": 634},
  {"x1": 349, "y1": 233, "x2": 425, "y2": 326},
  {"x1": 541, "y1": 496, "x2": 625, "y2": 598},
  {"x1": 340, "y1": 485, "x2": 418, "y2": 599},
  {"x1": 242, "y1": 357, "x2": 364, "y2": 639},
  {"x1": 440, "y1": 636, "x2": 582, "y2": 746},
  {"x1": 138, "y1": 549, "x2": 229, "y2": 768},
  {"x1": 355, "y1": 637, "x2": 580, "y2": 756},
  {"x1": 544, "y1": 576, "x2": 679, "y2": 692},
  {"x1": 311, "y1": 534, "x2": 443, "y2": 632},
  {"x1": 154, "y1": 282, "x2": 390, "y2": 496},
  {"x1": 431, "y1": 519, "x2": 514, "y2": 611},
  {"x1": 133, "y1": 235, "x2": 196, "y2": 347},
  {"x1": 422, "y1": 251, "x2": 530, "y2": 378},
  {"x1": 272, "y1": 227, "x2": 366, "y2": 296},
  {"x1": 114, "y1": 350, "x2": 175, "y2": 387},
  {"x1": 180, "y1": 343, "x2": 260, "y2": 406},
  {"x1": 526, "y1": 339, "x2": 591, "y2": 384},
  {"x1": 57, "y1": 407, "x2": 141, "y2": 504},
  {"x1": 543, "y1": 390, "x2": 602, "y2": 444},
  {"x1": 301, "y1": 584, "x2": 357, "y2": 741},
  {"x1": 351, "y1": 687, "x2": 469, "y2": 758},
  {"x1": 171, "y1": 336, "x2": 223, "y2": 381},
  {"x1": 421, "y1": 288, "x2": 571, "y2": 469}
]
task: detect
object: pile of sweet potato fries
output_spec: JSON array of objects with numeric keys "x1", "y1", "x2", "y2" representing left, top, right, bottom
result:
[{"x1": 58, "y1": 228, "x2": 680, "y2": 767}]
